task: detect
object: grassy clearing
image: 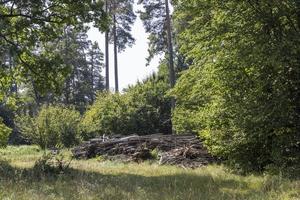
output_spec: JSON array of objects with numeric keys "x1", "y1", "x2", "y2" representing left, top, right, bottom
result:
[{"x1": 0, "y1": 146, "x2": 299, "y2": 200}]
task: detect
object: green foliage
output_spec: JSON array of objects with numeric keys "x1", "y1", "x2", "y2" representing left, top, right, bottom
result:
[
  {"x1": 172, "y1": 0, "x2": 300, "y2": 171},
  {"x1": 46, "y1": 29, "x2": 105, "y2": 112},
  {"x1": 33, "y1": 152, "x2": 72, "y2": 175},
  {"x1": 150, "y1": 148, "x2": 159, "y2": 160},
  {"x1": 107, "y1": 0, "x2": 136, "y2": 51},
  {"x1": 80, "y1": 70, "x2": 172, "y2": 139},
  {"x1": 138, "y1": 0, "x2": 167, "y2": 64},
  {"x1": 125, "y1": 72, "x2": 172, "y2": 134},
  {"x1": 16, "y1": 105, "x2": 81, "y2": 149},
  {"x1": 0, "y1": 118, "x2": 12, "y2": 148},
  {"x1": 0, "y1": 0, "x2": 108, "y2": 103},
  {"x1": 80, "y1": 92, "x2": 130, "y2": 138}
]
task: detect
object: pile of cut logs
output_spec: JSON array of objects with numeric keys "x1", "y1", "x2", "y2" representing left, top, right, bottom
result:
[{"x1": 72, "y1": 134, "x2": 215, "y2": 168}]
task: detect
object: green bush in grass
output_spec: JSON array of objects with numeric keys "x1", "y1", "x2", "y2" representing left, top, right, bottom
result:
[
  {"x1": 16, "y1": 105, "x2": 81, "y2": 149},
  {"x1": 0, "y1": 117, "x2": 11, "y2": 148}
]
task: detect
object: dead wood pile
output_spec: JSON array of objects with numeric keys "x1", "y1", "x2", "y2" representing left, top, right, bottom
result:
[{"x1": 72, "y1": 134, "x2": 215, "y2": 168}]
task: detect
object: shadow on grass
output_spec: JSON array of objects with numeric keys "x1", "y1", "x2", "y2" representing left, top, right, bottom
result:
[{"x1": 0, "y1": 160, "x2": 277, "y2": 200}]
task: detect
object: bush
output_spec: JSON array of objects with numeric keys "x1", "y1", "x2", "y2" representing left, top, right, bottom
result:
[
  {"x1": 16, "y1": 105, "x2": 81, "y2": 149},
  {"x1": 80, "y1": 72, "x2": 172, "y2": 139},
  {"x1": 80, "y1": 92, "x2": 131, "y2": 139},
  {"x1": 0, "y1": 118, "x2": 11, "y2": 148},
  {"x1": 33, "y1": 152, "x2": 72, "y2": 175},
  {"x1": 125, "y1": 73, "x2": 172, "y2": 135}
]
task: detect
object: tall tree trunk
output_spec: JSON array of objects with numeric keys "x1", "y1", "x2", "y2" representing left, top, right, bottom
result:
[
  {"x1": 9, "y1": 53, "x2": 17, "y2": 96},
  {"x1": 113, "y1": 13, "x2": 119, "y2": 93},
  {"x1": 165, "y1": 0, "x2": 176, "y2": 89},
  {"x1": 91, "y1": 60, "x2": 95, "y2": 102},
  {"x1": 105, "y1": 0, "x2": 110, "y2": 91},
  {"x1": 165, "y1": 0, "x2": 176, "y2": 134},
  {"x1": 31, "y1": 80, "x2": 41, "y2": 114},
  {"x1": 64, "y1": 28, "x2": 70, "y2": 105}
]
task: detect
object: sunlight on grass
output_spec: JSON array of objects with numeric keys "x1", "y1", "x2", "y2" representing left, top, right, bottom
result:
[{"x1": 0, "y1": 146, "x2": 299, "y2": 200}]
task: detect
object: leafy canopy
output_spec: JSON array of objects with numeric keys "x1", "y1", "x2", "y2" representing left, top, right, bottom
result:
[
  {"x1": 171, "y1": 0, "x2": 300, "y2": 171},
  {"x1": 0, "y1": 0, "x2": 108, "y2": 103}
]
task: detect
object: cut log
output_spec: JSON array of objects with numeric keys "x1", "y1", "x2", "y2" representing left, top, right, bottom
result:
[{"x1": 72, "y1": 134, "x2": 215, "y2": 168}]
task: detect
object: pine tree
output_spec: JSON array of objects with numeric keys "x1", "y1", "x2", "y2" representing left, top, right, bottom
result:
[
  {"x1": 138, "y1": 0, "x2": 176, "y2": 88},
  {"x1": 21, "y1": 28, "x2": 105, "y2": 112},
  {"x1": 87, "y1": 41, "x2": 105, "y2": 102},
  {"x1": 0, "y1": 0, "x2": 108, "y2": 102},
  {"x1": 107, "y1": 0, "x2": 136, "y2": 92},
  {"x1": 105, "y1": 0, "x2": 110, "y2": 91}
]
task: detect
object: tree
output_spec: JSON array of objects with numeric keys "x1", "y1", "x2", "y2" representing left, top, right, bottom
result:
[
  {"x1": 171, "y1": 0, "x2": 300, "y2": 171},
  {"x1": 106, "y1": 0, "x2": 136, "y2": 92},
  {"x1": 105, "y1": 0, "x2": 110, "y2": 91},
  {"x1": 0, "y1": 0, "x2": 108, "y2": 104},
  {"x1": 138, "y1": 0, "x2": 176, "y2": 90},
  {"x1": 50, "y1": 28, "x2": 105, "y2": 111},
  {"x1": 87, "y1": 41, "x2": 105, "y2": 102},
  {"x1": 16, "y1": 28, "x2": 105, "y2": 113},
  {"x1": 164, "y1": 0, "x2": 175, "y2": 88}
]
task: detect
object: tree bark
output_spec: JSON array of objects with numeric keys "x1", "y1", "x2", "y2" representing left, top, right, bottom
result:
[
  {"x1": 64, "y1": 28, "x2": 70, "y2": 105},
  {"x1": 165, "y1": 0, "x2": 176, "y2": 89},
  {"x1": 165, "y1": 0, "x2": 176, "y2": 134},
  {"x1": 113, "y1": 13, "x2": 119, "y2": 93},
  {"x1": 105, "y1": 0, "x2": 110, "y2": 91},
  {"x1": 91, "y1": 55, "x2": 95, "y2": 102}
]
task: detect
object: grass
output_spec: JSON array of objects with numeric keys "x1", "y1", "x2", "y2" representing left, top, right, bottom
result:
[{"x1": 0, "y1": 146, "x2": 299, "y2": 200}]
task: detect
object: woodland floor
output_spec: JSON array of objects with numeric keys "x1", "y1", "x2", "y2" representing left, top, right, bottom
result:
[{"x1": 0, "y1": 146, "x2": 299, "y2": 200}]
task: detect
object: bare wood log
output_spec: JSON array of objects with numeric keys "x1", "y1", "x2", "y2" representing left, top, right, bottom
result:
[{"x1": 72, "y1": 134, "x2": 215, "y2": 168}]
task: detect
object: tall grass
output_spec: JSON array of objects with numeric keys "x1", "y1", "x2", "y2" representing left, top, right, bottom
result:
[{"x1": 0, "y1": 146, "x2": 299, "y2": 200}]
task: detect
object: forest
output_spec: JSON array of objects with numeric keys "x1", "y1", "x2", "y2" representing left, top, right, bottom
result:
[{"x1": 0, "y1": 0, "x2": 299, "y2": 199}]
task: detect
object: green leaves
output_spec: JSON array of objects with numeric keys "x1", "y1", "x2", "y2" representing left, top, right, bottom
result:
[
  {"x1": 16, "y1": 105, "x2": 81, "y2": 149},
  {"x1": 0, "y1": 117, "x2": 12, "y2": 148},
  {"x1": 172, "y1": 0, "x2": 300, "y2": 171},
  {"x1": 0, "y1": 0, "x2": 108, "y2": 104},
  {"x1": 105, "y1": 0, "x2": 136, "y2": 51},
  {"x1": 80, "y1": 67, "x2": 172, "y2": 138}
]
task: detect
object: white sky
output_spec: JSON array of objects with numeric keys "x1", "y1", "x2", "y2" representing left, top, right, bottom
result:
[{"x1": 87, "y1": 4, "x2": 161, "y2": 91}]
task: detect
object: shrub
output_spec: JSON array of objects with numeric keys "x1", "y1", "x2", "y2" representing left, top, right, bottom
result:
[
  {"x1": 80, "y1": 92, "x2": 132, "y2": 139},
  {"x1": 33, "y1": 152, "x2": 72, "y2": 175},
  {"x1": 16, "y1": 105, "x2": 81, "y2": 149},
  {"x1": 80, "y1": 72, "x2": 172, "y2": 139},
  {"x1": 0, "y1": 118, "x2": 12, "y2": 148},
  {"x1": 125, "y1": 73, "x2": 172, "y2": 135}
]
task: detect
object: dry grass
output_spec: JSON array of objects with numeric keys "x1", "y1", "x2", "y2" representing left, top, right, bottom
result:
[{"x1": 0, "y1": 146, "x2": 299, "y2": 200}]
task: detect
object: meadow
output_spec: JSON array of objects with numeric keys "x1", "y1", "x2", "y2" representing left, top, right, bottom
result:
[{"x1": 0, "y1": 146, "x2": 299, "y2": 200}]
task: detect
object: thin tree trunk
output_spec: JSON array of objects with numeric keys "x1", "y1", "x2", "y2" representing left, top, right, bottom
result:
[
  {"x1": 113, "y1": 13, "x2": 119, "y2": 93},
  {"x1": 64, "y1": 28, "x2": 70, "y2": 105},
  {"x1": 9, "y1": 54, "x2": 17, "y2": 96},
  {"x1": 91, "y1": 57, "x2": 95, "y2": 102},
  {"x1": 105, "y1": 0, "x2": 110, "y2": 91},
  {"x1": 31, "y1": 80, "x2": 41, "y2": 115}
]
